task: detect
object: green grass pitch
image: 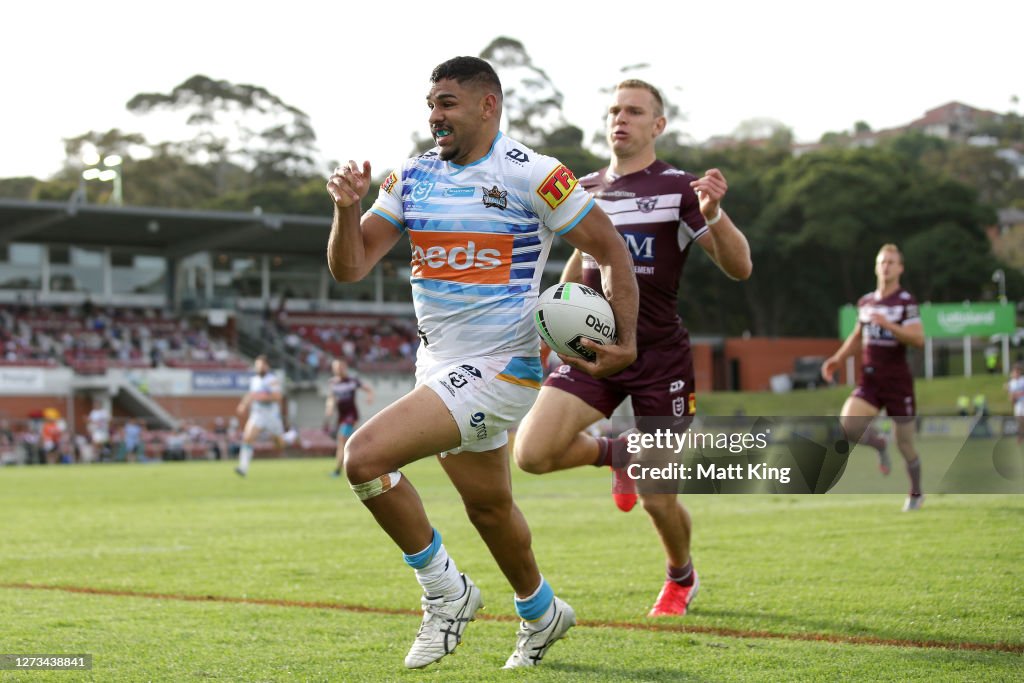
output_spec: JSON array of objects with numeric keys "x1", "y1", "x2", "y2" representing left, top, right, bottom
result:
[{"x1": 1, "y1": 455, "x2": 1021, "y2": 681}]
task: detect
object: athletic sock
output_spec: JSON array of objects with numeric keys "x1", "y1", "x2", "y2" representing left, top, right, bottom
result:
[
  {"x1": 906, "y1": 457, "x2": 923, "y2": 496},
  {"x1": 862, "y1": 428, "x2": 886, "y2": 452},
  {"x1": 667, "y1": 559, "x2": 695, "y2": 587},
  {"x1": 403, "y1": 529, "x2": 463, "y2": 600},
  {"x1": 592, "y1": 436, "x2": 629, "y2": 469},
  {"x1": 515, "y1": 577, "x2": 555, "y2": 631},
  {"x1": 238, "y1": 444, "x2": 254, "y2": 474}
]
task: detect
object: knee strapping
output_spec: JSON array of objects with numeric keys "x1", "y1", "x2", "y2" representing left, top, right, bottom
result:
[{"x1": 350, "y1": 471, "x2": 402, "y2": 500}]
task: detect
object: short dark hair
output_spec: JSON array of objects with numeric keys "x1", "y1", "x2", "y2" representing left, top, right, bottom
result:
[{"x1": 431, "y1": 56, "x2": 502, "y2": 97}]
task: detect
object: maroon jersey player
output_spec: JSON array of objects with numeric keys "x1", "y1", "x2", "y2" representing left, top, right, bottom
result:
[
  {"x1": 327, "y1": 359, "x2": 374, "y2": 478},
  {"x1": 822, "y1": 244, "x2": 925, "y2": 511},
  {"x1": 514, "y1": 79, "x2": 752, "y2": 617}
]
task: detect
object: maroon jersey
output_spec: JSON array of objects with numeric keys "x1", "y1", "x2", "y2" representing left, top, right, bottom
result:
[
  {"x1": 329, "y1": 375, "x2": 362, "y2": 419},
  {"x1": 857, "y1": 287, "x2": 919, "y2": 377},
  {"x1": 579, "y1": 161, "x2": 707, "y2": 347}
]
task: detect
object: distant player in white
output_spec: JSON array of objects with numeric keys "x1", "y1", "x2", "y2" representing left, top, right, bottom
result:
[
  {"x1": 87, "y1": 399, "x2": 111, "y2": 459},
  {"x1": 326, "y1": 57, "x2": 637, "y2": 670},
  {"x1": 1007, "y1": 363, "x2": 1024, "y2": 444},
  {"x1": 235, "y1": 355, "x2": 284, "y2": 477}
]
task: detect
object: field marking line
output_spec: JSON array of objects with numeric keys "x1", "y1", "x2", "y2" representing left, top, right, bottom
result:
[{"x1": 2, "y1": 582, "x2": 1021, "y2": 655}]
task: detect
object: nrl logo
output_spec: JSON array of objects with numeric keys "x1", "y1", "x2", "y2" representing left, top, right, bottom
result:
[
  {"x1": 482, "y1": 185, "x2": 508, "y2": 210},
  {"x1": 636, "y1": 196, "x2": 658, "y2": 213}
]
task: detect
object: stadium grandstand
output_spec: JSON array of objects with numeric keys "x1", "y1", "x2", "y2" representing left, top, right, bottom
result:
[{"x1": 0, "y1": 194, "x2": 464, "y2": 466}]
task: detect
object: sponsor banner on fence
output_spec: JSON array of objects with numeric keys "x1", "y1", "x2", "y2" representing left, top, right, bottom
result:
[
  {"x1": 191, "y1": 371, "x2": 250, "y2": 393},
  {"x1": 840, "y1": 302, "x2": 1014, "y2": 339},
  {"x1": 0, "y1": 367, "x2": 45, "y2": 392}
]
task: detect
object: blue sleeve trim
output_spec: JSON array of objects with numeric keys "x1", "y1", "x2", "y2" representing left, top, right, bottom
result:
[{"x1": 555, "y1": 198, "x2": 595, "y2": 236}]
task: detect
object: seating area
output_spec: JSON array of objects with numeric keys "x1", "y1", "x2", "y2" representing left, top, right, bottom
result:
[
  {"x1": 0, "y1": 303, "x2": 249, "y2": 372},
  {"x1": 272, "y1": 311, "x2": 419, "y2": 373}
]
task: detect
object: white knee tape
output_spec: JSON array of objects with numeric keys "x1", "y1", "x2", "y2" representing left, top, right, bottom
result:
[{"x1": 350, "y1": 471, "x2": 402, "y2": 500}]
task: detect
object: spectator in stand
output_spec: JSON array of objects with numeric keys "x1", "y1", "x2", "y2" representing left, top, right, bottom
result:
[{"x1": 164, "y1": 426, "x2": 188, "y2": 461}]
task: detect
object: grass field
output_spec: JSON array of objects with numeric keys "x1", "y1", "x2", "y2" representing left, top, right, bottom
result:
[{"x1": 1, "y1": 456, "x2": 1022, "y2": 681}]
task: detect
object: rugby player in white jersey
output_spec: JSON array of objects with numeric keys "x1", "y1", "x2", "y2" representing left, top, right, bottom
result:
[
  {"x1": 234, "y1": 355, "x2": 285, "y2": 477},
  {"x1": 326, "y1": 56, "x2": 638, "y2": 670}
]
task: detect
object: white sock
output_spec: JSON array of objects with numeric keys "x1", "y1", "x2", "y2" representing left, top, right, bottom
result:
[
  {"x1": 238, "y1": 444, "x2": 254, "y2": 474},
  {"x1": 414, "y1": 544, "x2": 463, "y2": 600}
]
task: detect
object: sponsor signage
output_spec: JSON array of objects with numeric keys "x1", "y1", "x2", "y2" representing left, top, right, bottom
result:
[
  {"x1": 0, "y1": 367, "x2": 45, "y2": 392},
  {"x1": 191, "y1": 371, "x2": 250, "y2": 392},
  {"x1": 840, "y1": 302, "x2": 1014, "y2": 339}
]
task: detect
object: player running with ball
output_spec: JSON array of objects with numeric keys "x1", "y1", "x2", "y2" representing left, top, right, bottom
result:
[{"x1": 326, "y1": 57, "x2": 637, "y2": 669}]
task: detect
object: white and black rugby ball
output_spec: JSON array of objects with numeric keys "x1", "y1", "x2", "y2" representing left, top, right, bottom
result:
[{"x1": 534, "y1": 283, "x2": 616, "y2": 361}]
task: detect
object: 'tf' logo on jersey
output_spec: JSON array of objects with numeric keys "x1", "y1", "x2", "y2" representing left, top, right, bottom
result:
[
  {"x1": 623, "y1": 231, "x2": 655, "y2": 263},
  {"x1": 409, "y1": 230, "x2": 513, "y2": 284},
  {"x1": 537, "y1": 164, "x2": 578, "y2": 209}
]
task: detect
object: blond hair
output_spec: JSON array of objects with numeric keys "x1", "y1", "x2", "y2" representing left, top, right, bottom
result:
[
  {"x1": 615, "y1": 79, "x2": 664, "y2": 117},
  {"x1": 877, "y1": 243, "x2": 903, "y2": 263}
]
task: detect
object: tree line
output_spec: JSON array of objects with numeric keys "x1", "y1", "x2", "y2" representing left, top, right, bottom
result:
[{"x1": 0, "y1": 38, "x2": 1021, "y2": 337}]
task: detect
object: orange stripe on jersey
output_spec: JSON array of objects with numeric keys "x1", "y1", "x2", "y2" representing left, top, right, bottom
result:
[
  {"x1": 409, "y1": 231, "x2": 514, "y2": 284},
  {"x1": 495, "y1": 373, "x2": 541, "y2": 390}
]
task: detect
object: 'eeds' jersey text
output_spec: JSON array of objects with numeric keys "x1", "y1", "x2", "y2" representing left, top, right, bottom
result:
[
  {"x1": 371, "y1": 133, "x2": 594, "y2": 360},
  {"x1": 579, "y1": 161, "x2": 707, "y2": 347}
]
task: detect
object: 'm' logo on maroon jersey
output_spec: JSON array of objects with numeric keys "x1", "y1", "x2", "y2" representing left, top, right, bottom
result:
[
  {"x1": 636, "y1": 196, "x2": 658, "y2": 213},
  {"x1": 623, "y1": 230, "x2": 655, "y2": 262}
]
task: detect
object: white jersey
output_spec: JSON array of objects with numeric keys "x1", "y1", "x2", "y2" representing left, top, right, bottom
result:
[
  {"x1": 371, "y1": 132, "x2": 594, "y2": 360},
  {"x1": 1010, "y1": 376, "x2": 1024, "y2": 414},
  {"x1": 248, "y1": 372, "x2": 282, "y2": 418}
]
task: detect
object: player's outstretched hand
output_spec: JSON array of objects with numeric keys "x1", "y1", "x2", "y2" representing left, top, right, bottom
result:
[
  {"x1": 821, "y1": 357, "x2": 838, "y2": 383},
  {"x1": 690, "y1": 168, "x2": 728, "y2": 220},
  {"x1": 558, "y1": 338, "x2": 637, "y2": 379},
  {"x1": 327, "y1": 160, "x2": 373, "y2": 209}
]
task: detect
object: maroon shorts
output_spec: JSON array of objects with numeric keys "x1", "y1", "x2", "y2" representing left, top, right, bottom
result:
[
  {"x1": 544, "y1": 333, "x2": 695, "y2": 432},
  {"x1": 852, "y1": 366, "x2": 915, "y2": 418}
]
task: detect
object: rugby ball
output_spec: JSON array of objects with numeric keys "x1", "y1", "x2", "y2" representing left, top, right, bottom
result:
[{"x1": 534, "y1": 282, "x2": 616, "y2": 361}]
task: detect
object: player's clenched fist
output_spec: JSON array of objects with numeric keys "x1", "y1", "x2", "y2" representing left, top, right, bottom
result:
[{"x1": 327, "y1": 160, "x2": 373, "y2": 209}]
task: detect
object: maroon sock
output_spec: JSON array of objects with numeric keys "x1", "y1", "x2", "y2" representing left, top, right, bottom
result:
[
  {"x1": 667, "y1": 560, "x2": 694, "y2": 587},
  {"x1": 906, "y1": 457, "x2": 922, "y2": 496},
  {"x1": 592, "y1": 436, "x2": 629, "y2": 468},
  {"x1": 862, "y1": 428, "x2": 886, "y2": 452}
]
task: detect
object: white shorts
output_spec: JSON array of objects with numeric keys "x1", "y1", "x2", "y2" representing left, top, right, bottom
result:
[
  {"x1": 416, "y1": 346, "x2": 543, "y2": 454},
  {"x1": 1014, "y1": 402, "x2": 1024, "y2": 418},
  {"x1": 247, "y1": 409, "x2": 284, "y2": 437}
]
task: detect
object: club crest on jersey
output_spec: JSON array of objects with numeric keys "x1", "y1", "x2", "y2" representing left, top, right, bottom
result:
[
  {"x1": 537, "y1": 164, "x2": 578, "y2": 209},
  {"x1": 411, "y1": 181, "x2": 435, "y2": 202},
  {"x1": 636, "y1": 196, "x2": 658, "y2": 213},
  {"x1": 381, "y1": 171, "x2": 398, "y2": 195},
  {"x1": 673, "y1": 396, "x2": 685, "y2": 417},
  {"x1": 482, "y1": 185, "x2": 508, "y2": 210}
]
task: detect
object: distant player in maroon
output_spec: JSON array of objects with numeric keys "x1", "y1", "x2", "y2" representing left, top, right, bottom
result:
[
  {"x1": 822, "y1": 244, "x2": 926, "y2": 511},
  {"x1": 515, "y1": 79, "x2": 752, "y2": 616},
  {"x1": 327, "y1": 359, "x2": 374, "y2": 477}
]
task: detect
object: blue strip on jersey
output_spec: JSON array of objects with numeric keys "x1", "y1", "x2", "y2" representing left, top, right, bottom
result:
[
  {"x1": 554, "y1": 198, "x2": 595, "y2": 235},
  {"x1": 415, "y1": 279, "x2": 532, "y2": 297},
  {"x1": 510, "y1": 267, "x2": 535, "y2": 279},
  {"x1": 370, "y1": 208, "x2": 404, "y2": 230},
  {"x1": 404, "y1": 217, "x2": 538, "y2": 234},
  {"x1": 501, "y1": 356, "x2": 543, "y2": 383},
  {"x1": 512, "y1": 251, "x2": 540, "y2": 264},
  {"x1": 513, "y1": 235, "x2": 542, "y2": 249}
]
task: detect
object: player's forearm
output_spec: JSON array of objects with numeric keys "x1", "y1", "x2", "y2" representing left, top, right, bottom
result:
[
  {"x1": 559, "y1": 251, "x2": 584, "y2": 284},
  {"x1": 599, "y1": 255, "x2": 639, "y2": 350},
  {"x1": 889, "y1": 324, "x2": 925, "y2": 349},
  {"x1": 706, "y1": 213, "x2": 752, "y2": 280},
  {"x1": 328, "y1": 205, "x2": 370, "y2": 282}
]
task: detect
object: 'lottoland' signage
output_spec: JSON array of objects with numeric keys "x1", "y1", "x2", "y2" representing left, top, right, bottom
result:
[{"x1": 839, "y1": 302, "x2": 1014, "y2": 339}]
